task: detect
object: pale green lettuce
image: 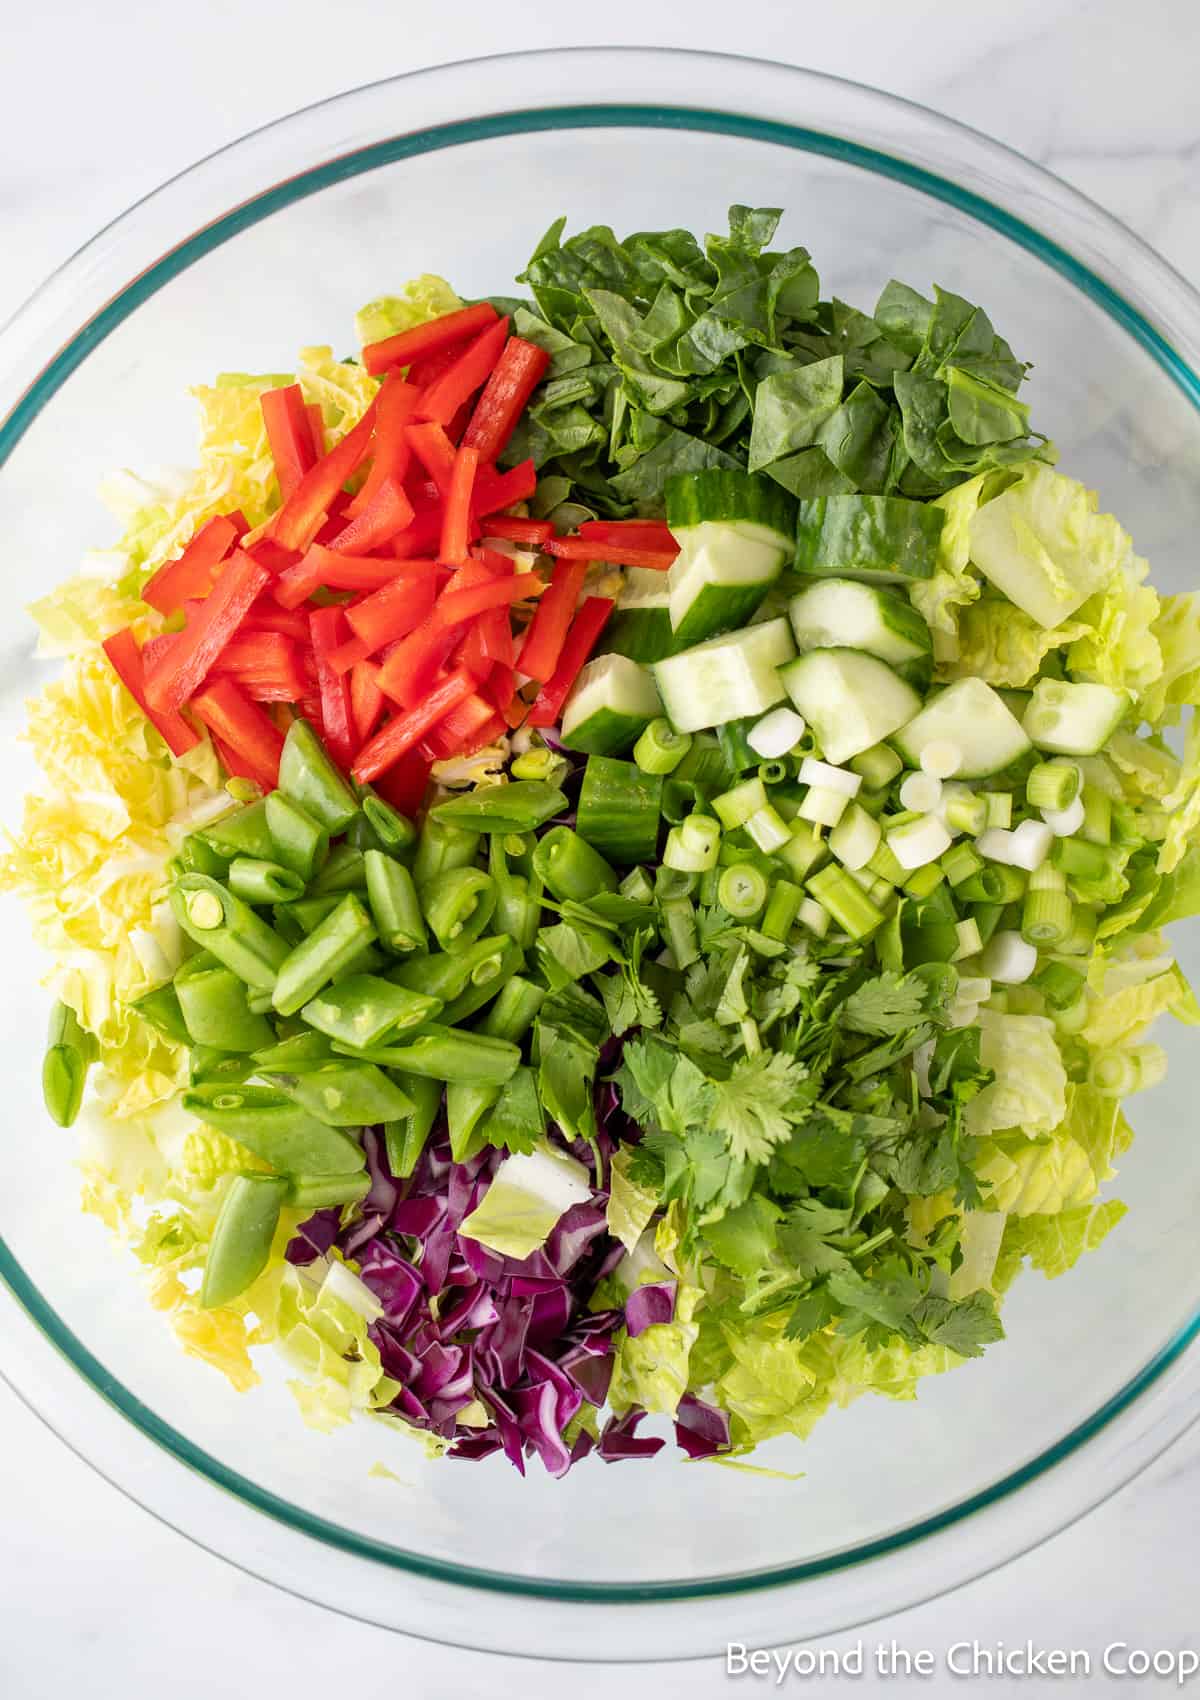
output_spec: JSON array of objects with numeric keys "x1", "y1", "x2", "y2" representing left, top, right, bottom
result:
[
  {"x1": 355, "y1": 275, "x2": 463, "y2": 347},
  {"x1": 965, "y1": 1010, "x2": 1067, "y2": 1138}
]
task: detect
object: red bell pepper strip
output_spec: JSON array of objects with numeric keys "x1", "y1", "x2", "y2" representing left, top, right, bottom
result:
[
  {"x1": 437, "y1": 571, "x2": 541, "y2": 625},
  {"x1": 544, "y1": 536, "x2": 676, "y2": 571},
  {"x1": 375, "y1": 619, "x2": 459, "y2": 710},
  {"x1": 578, "y1": 518, "x2": 677, "y2": 551},
  {"x1": 144, "y1": 550, "x2": 271, "y2": 712},
  {"x1": 326, "y1": 477, "x2": 415, "y2": 556},
  {"x1": 440, "y1": 445, "x2": 480, "y2": 565},
  {"x1": 273, "y1": 543, "x2": 409, "y2": 608},
  {"x1": 362, "y1": 303, "x2": 499, "y2": 378},
  {"x1": 308, "y1": 606, "x2": 357, "y2": 771},
  {"x1": 261, "y1": 383, "x2": 317, "y2": 499},
  {"x1": 102, "y1": 628, "x2": 199, "y2": 757},
  {"x1": 420, "y1": 693, "x2": 505, "y2": 760},
  {"x1": 453, "y1": 622, "x2": 492, "y2": 682},
  {"x1": 268, "y1": 401, "x2": 376, "y2": 552},
  {"x1": 342, "y1": 563, "x2": 441, "y2": 658},
  {"x1": 349, "y1": 660, "x2": 386, "y2": 745},
  {"x1": 482, "y1": 661, "x2": 516, "y2": 714},
  {"x1": 416, "y1": 317, "x2": 510, "y2": 428},
  {"x1": 516, "y1": 560, "x2": 586, "y2": 682},
  {"x1": 212, "y1": 630, "x2": 308, "y2": 703},
  {"x1": 369, "y1": 747, "x2": 430, "y2": 816},
  {"x1": 345, "y1": 378, "x2": 419, "y2": 519},
  {"x1": 477, "y1": 602, "x2": 515, "y2": 667},
  {"x1": 245, "y1": 535, "x2": 303, "y2": 576},
  {"x1": 352, "y1": 667, "x2": 476, "y2": 783},
  {"x1": 405, "y1": 342, "x2": 466, "y2": 392},
  {"x1": 306, "y1": 403, "x2": 326, "y2": 459},
  {"x1": 191, "y1": 678, "x2": 286, "y2": 791},
  {"x1": 140, "y1": 513, "x2": 242, "y2": 615},
  {"x1": 462, "y1": 337, "x2": 551, "y2": 463},
  {"x1": 242, "y1": 601, "x2": 312, "y2": 641},
  {"x1": 478, "y1": 515, "x2": 555, "y2": 547},
  {"x1": 471, "y1": 459, "x2": 537, "y2": 517},
  {"x1": 390, "y1": 506, "x2": 445, "y2": 560},
  {"x1": 528, "y1": 597, "x2": 615, "y2": 727},
  {"x1": 405, "y1": 422, "x2": 457, "y2": 497}
]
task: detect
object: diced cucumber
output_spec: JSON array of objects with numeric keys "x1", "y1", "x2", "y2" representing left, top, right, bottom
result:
[
  {"x1": 560, "y1": 655, "x2": 662, "y2": 755},
  {"x1": 794, "y1": 495, "x2": 943, "y2": 586},
  {"x1": 788, "y1": 577, "x2": 931, "y2": 667},
  {"x1": 778, "y1": 648, "x2": 922, "y2": 766},
  {"x1": 576, "y1": 756, "x2": 663, "y2": 865},
  {"x1": 1021, "y1": 679, "x2": 1129, "y2": 756},
  {"x1": 653, "y1": 617, "x2": 796, "y2": 734},
  {"x1": 894, "y1": 677, "x2": 1032, "y2": 778},
  {"x1": 665, "y1": 471, "x2": 795, "y2": 645},
  {"x1": 601, "y1": 568, "x2": 683, "y2": 666}
]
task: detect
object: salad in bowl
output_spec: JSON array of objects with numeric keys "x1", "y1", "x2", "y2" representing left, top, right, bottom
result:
[{"x1": 6, "y1": 205, "x2": 1197, "y2": 1478}]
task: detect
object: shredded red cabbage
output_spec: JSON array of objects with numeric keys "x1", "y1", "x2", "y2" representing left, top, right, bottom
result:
[{"x1": 285, "y1": 1123, "x2": 727, "y2": 1475}]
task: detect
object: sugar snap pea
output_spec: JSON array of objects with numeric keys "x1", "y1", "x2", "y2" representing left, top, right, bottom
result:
[
  {"x1": 41, "y1": 1001, "x2": 96, "y2": 1128},
  {"x1": 265, "y1": 1061, "x2": 413, "y2": 1127},
  {"x1": 171, "y1": 874, "x2": 291, "y2": 992},
  {"x1": 200, "y1": 1173, "x2": 289, "y2": 1309},
  {"x1": 264, "y1": 791, "x2": 329, "y2": 882},
  {"x1": 184, "y1": 1082, "x2": 366, "y2": 1173},
  {"x1": 271, "y1": 894, "x2": 377, "y2": 1016},
  {"x1": 278, "y1": 719, "x2": 359, "y2": 833},
  {"x1": 364, "y1": 850, "x2": 426, "y2": 953},
  {"x1": 300, "y1": 974, "x2": 442, "y2": 1049}
]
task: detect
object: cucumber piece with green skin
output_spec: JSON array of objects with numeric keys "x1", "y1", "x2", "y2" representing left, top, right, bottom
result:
[
  {"x1": 778, "y1": 648, "x2": 922, "y2": 765},
  {"x1": 788, "y1": 577, "x2": 932, "y2": 667},
  {"x1": 560, "y1": 654, "x2": 662, "y2": 755},
  {"x1": 601, "y1": 568, "x2": 683, "y2": 665},
  {"x1": 795, "y1": 495, "x2": 943, "y2": 585},
  {"x1": 1021, "y1": 679, "x2": 1129, "y2": 756},
  {"x1": 577, "y1": 756, "x2": 663, "y2": 864},
  {"x1": 894, "y1": 677, "x2": 1032, "y2": 778},
  {"x1": 665, "y1": 471, "x2": 795, "y2": 645},
  {"x1": 653, "y1": 617, "x2": 796, "y2": 734}
]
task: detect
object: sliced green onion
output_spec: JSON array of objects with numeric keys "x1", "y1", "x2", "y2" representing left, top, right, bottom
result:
[
  {"x1": 1088, "y1": 1043, "x2": 1167, "y2": 1097},
  {"x1": 828, "y1": 803, "x2": 881, "y2": 872},
  {"x1": 762, "y1": 880, "x2": 803, "y2": 941},
  {"x1": 952, "y1": 917, "x2": 983, "y2": 960},
  {"x1": 942, "y1": 842, "x2": 984, "y2": 887},
  {"x1": 887, "y1": 813, "x2": 952, "y2": 871},
  {"x1": 619, "y1": 866, "x2": 655, "y2": 904},
  {"x1": 902, "y1": 862, "x2": 945, "y2": 900},
  {"x1": 956, "y1": 863, "x2": 1028, "y2": 904},
  {"x1": 1052, "y1": 835, "x2": 1123, "y2": 885},
  {"x1": 807, "y1": 865, "x2": 885, "y2": 939},
  {"x1": 798, "y1": 785, "x2": 849, "y2": 828},
  {"x1": 713, "y1": 777, "x2": 768, "y2": 829},
  {"x1": 899, "y1": 772, "x2": 943, "y2": 813},
  {"x1": 798, "y1": 896, "x2": 830, "y2": 937},
  {"x1": 757, "y1": 758, "x2": 790, "y2": 786},
  {"x1": 510, "y1": 746, "x2": 570, "y2": 785},
  {"x1": 633, "y1": 717, "x2": 693, "y2": 776},
  {"x1": 659, "y1": 895, "x2": 700, "y2": 967},
  {"x1": 943, "y1": 790, "x2": 988, "y2": 835},
  {"x1": 867, "y1": 840, "x2": 905, "y2": 886},
  {"x1": 849, "y1": 743, "x2": 903, "y2": 790},
  {"x1": 775, "y1": 819, "x2": 827, "y2": 881},
  {"x1": 984, "y1": 792, "x2": 1013, "y2": 830},
  {"x1": 1027, "y1": 760, "x2": 1080, "y2": 813},
  {"x1": 1080, "y1": 785, "x2": 1113, "y2": 845},
  {"x1": 717, "y1": 862, "x2": 769, "y2": 920},
  {"x1": 744, "y1": 803, "x2": 791, "y2": 853},
  {"x1": 1021, "y1": 863, "x2": 1073, "y2": 946},
  {"x1": 981, "y1": 929, "x2": 1038, "y2": 985},
  {"x1": 1033, "y1": 960, "x2": 1087, "y2": 1011}
]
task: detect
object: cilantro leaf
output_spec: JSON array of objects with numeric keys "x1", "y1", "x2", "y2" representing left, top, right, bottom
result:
[
  {"x1": 910, "y1": 1291, "x2": 1005, "y2": 1358},
  {"x1": 710, "y1": 1053, "x2": 812, "y2": 1166},
  {"x1": 702, "y1": 1195, "x2": 781, "y2": 1278},
  {"x1": 840, "y1": 971, "x2": 927, "y2": 1036}
]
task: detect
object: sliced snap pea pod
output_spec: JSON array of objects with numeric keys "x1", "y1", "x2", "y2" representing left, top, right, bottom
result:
[
  {"x1": 200, "y1": 799, "x2": 277, "y2": 864},
  {"x1": 364, "y1": 850, "x2": 426, "y2": 954},
  {"x1": 480, "y1": 975, "x2": 546, "y2": 1044},
  {"x1": 337, "y1": 1025, "x2": 520, "y2": 1086},
  {"x1": 383, "y1": 1072, "x2": 443, "y2": 1178},
  {"x1": 128, "y1": 982, "x2": 191, "y2": 1046},
  {"x1": 423, "y1": 867, "x2": 497, "y2": 953},
  {"x1": 171, "y1": 874, "x2": 291, "y2": 993},
  {"x1": 412, "y1": 815, "x2": 480, "y2": 888},
  {"x1": 359, "y1": 790, "x2": 418, "y2": 855},
  {"x1": 264, "y1": 791, "x2": 329, "y2": 882},
  {"x1": 272, "y1": 894, "x2": 377, "y2": 1016},
  {"x1": 174, "y1": 956, "x2": 277, "y2": 1052},
  {"x1": 447, "y1": 1081, "x2": 498, "y2": 1163},
  {"x1": 431, "y1": 780, "x2": 568, "y2": 835},
  {"x1": 183, "y1": 1082, "x2": 366, "y2": 1173},
  {"x1": 388, "y1": 933, "x2": 511, "y2": 1004},
  {"x1": 346, "y1": 811, "x2": 386, "y2": 854},
  {"x1": 42, "y1": 1001, "x2": 96, "y2": 1128},
  {"x1": 437, "y1": 939, "x2": 524, "y2": 1027},
  {"x1": 200, "y1": 1173, "x2": 289, "y2": 1309},
  {"x1": 228, "y1": 857, "x2": 306, "y2": 905},
  {"x1": 178, "y1": 833, "x2": 230, "y2": 878},
  {"x1": 300, "y1": 974, "x2": 443, "y2": 1050},
  {"x1": 533, "y1": 826, "x2": 619, "y2": 903},
  {"x1": 279, "y1": 894, "x2": 342, "y2": 935},
  {"x1": 251, "y1": 1030, "x2": 337, "y2": 1073},
  {"x1": 189, "y1": 1047, "x2": 256, "y2": 1088},
  {"x1": 283, "y1": 1171, "x2": 372, "y2": 1210},
  {"x1": 265, "y1": 1061, "x2": 413, "y2": 1127},
  {"x1": 308, "y1": 843, "x2": 367, "y2": 895},
  {"x1": 278, "y1": 718, "x2": 359, "y2": 833}
]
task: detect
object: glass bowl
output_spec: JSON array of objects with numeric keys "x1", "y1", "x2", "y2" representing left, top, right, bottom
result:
[{"x1": 0, "y1": 48, "x2": 1197, "y2": 1662}]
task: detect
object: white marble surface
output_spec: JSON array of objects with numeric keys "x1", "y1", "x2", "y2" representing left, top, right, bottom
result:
[{"x1": 2, "y1": 2, "x2": 1199, "y2": 1694}]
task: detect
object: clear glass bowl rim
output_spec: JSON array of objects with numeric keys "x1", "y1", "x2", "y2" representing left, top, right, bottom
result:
[{"x1": 1, "y1": 46, "x2": 1198, "y2": 1611}]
